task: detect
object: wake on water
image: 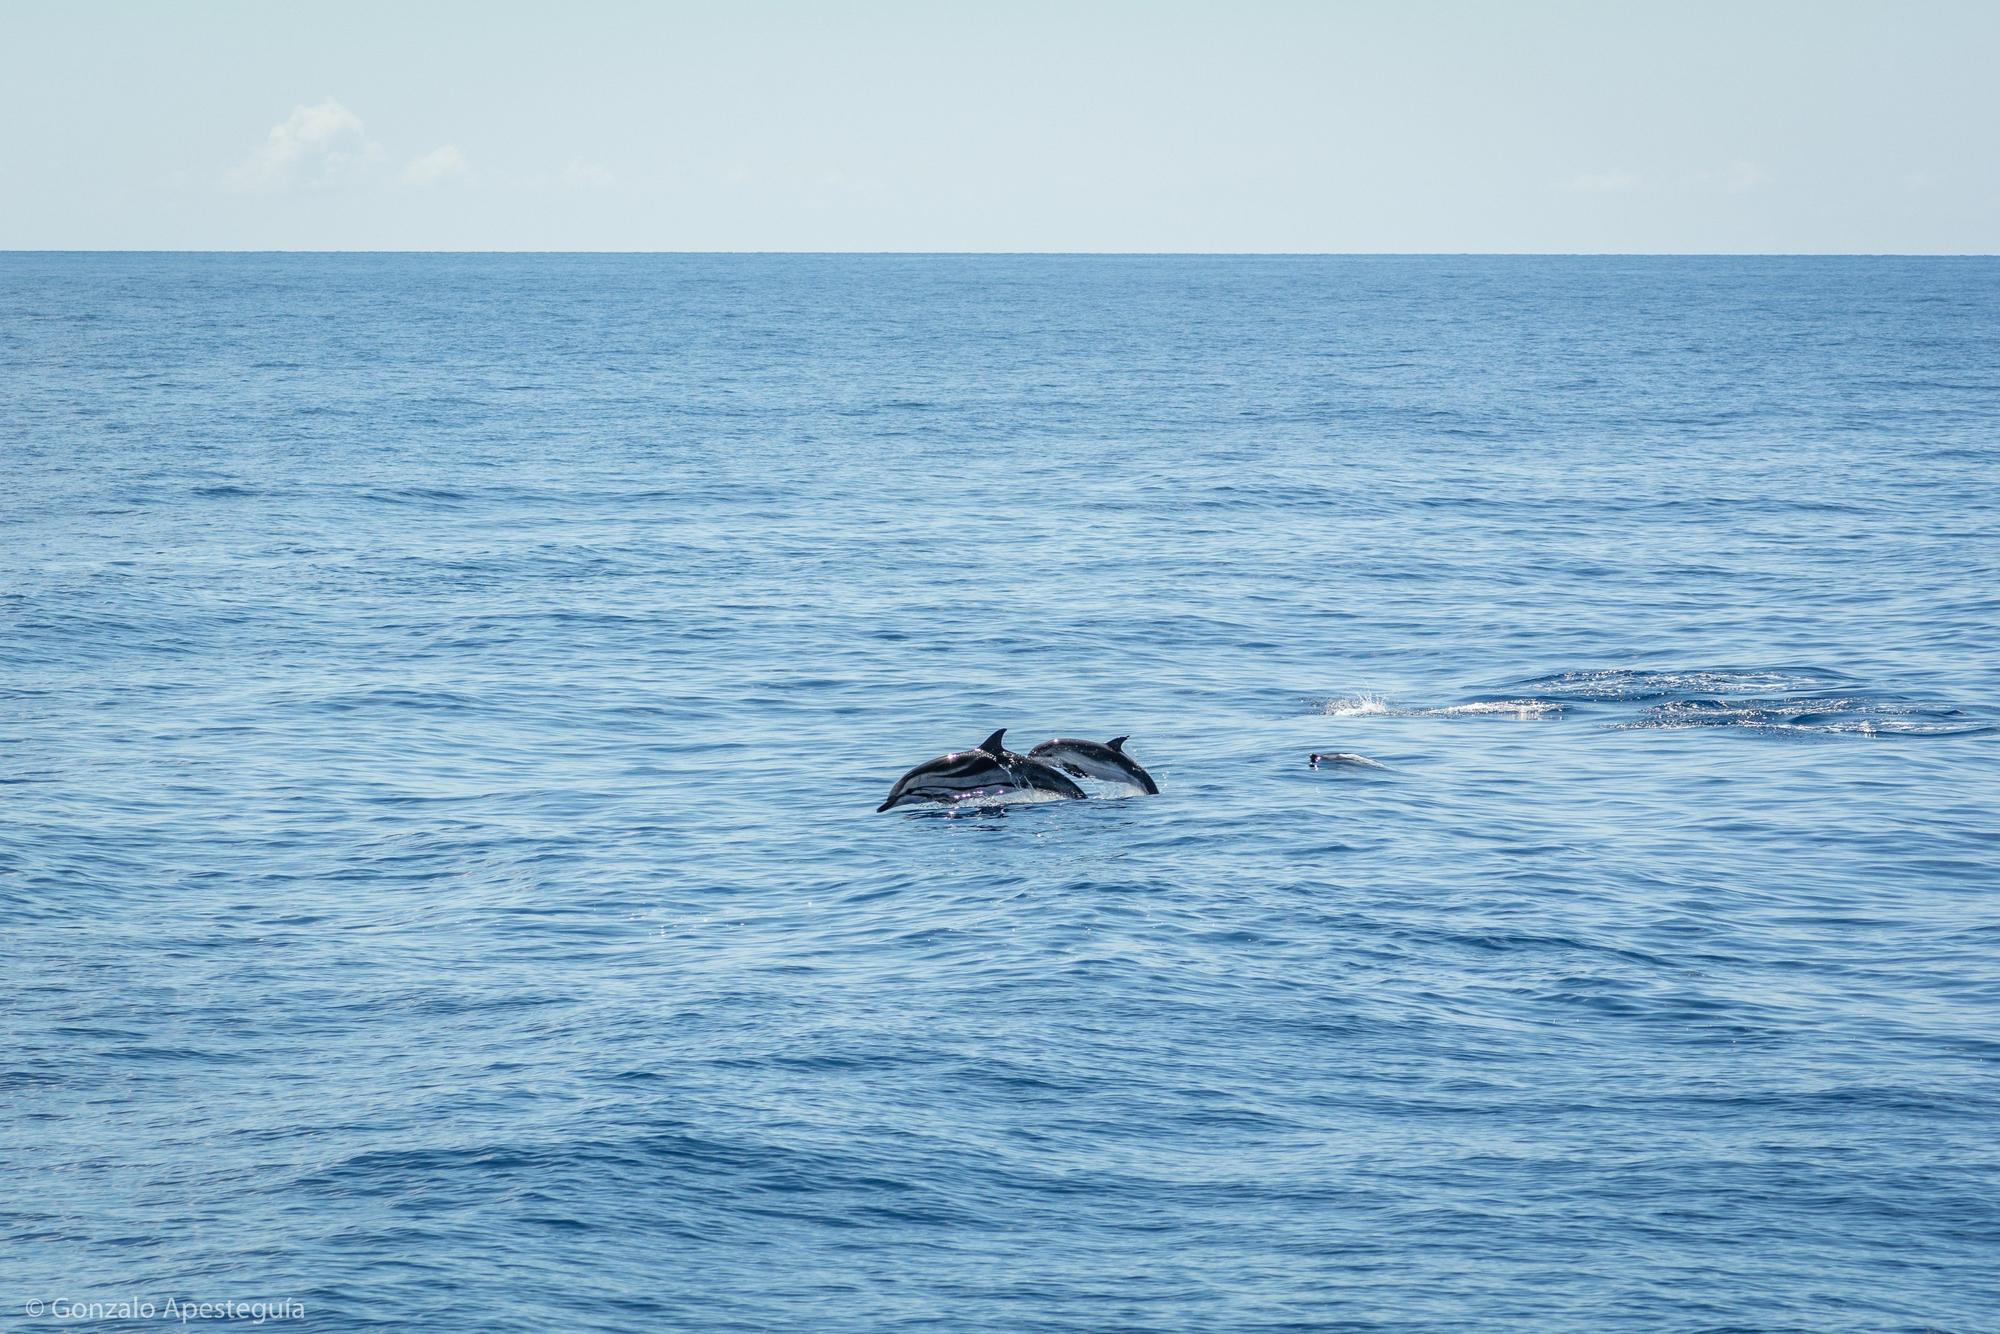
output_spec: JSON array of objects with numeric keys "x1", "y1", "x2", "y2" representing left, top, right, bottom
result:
[{"x1": 1309, "y1": 667, "x2": 1994, "y2": 737}]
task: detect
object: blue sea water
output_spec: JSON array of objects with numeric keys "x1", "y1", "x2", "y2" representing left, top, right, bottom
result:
[{"x1": 4, "y1": 253, "x2": 1999, "y2": 1330}]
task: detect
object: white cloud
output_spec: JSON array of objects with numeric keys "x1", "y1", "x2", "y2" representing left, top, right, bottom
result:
[
  {"x1": 1566, "y1": 170, "x2": 1643, "y2": 194},
  {"x1": 403, "y1": 145, "x2": 471, "y2": 187},
  {"x1": 233, "y1": 97, "x2": 382, "y2": 189},
  {"x1": 235, "y1": 100, "x2": 482, "y2": 193}
]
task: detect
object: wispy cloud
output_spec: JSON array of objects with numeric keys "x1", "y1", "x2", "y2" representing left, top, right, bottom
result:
[
  {"x1": 403, "y1": 145, "x2": 471, "y2": 187},
  {"x1": 233, "y1": 98, "x2": 382, "y2": 190},
  {"x1": 1566, "y1": 170, "x2": 1643, "y2": 194},
  {"x1": 233, "y1": 101, "x2": 616, "y2": 197}
]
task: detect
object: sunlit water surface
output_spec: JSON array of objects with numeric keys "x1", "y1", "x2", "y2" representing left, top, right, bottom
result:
[{"x1": 5, "y1": 255, "x2": 1998, "y2": 1329}]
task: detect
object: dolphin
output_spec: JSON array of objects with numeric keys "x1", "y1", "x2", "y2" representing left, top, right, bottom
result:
[
  {"x1": 1309, "y1": 752, "x2": 1383, "y2": 769},
  {"x1": 876, "y1": 729, "x2": 1086, "y2": 812},
  {"x1": 1027, "y1": 735, "x2": 1159, "y2": 795}
]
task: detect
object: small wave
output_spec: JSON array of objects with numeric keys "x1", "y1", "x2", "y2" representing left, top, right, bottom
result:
[
  {"x1": 1307, "y1": 668, "x2": 1986, "y2": 739},
  {"x1": 889, "y1": 786, "x2": 1083, "y2": 817},
  {"x1": 1615, "y1": 696, "x2": 1994, "y2": 737},
  {"x1": 359, "y1": 486, "x2": 472, "y2": 506},
  {"x1": 1501, "y1": 667, "x2": 1852, "y2": 703},
  {"x1": 309, "y1": 686, "x2": 484, "y2": 713}
]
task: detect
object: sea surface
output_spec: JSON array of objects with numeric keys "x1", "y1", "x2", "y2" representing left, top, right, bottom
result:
[{"x1": 4, "y1": 254, "x2": 1998, "y2": 1331}]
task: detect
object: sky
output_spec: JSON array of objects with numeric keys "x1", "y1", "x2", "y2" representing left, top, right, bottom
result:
[{"x1": 2, "y1": 0, "x2": 1995, "y2": 252}]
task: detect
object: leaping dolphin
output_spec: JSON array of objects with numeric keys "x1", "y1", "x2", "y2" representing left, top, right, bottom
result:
[
  {"x1": 1027, "y1": 735, "x2": 1159, "y2": 795},
  {"x1": 876, "y1": 729, "x2": 1087, "y2": 812}
]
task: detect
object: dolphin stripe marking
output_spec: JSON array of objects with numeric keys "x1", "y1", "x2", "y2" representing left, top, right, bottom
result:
[
  {"x1": 878, "y1": 728, "x2": 1086, "y2": 811},
  {"x1": 1027, "y1": 736, "x2": 1160, "y2": 795}
]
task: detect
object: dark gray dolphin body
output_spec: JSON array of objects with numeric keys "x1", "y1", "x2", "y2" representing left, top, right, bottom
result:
[
  {"x1": 877, "y1": 729, "x2": 1087, "y2": 812},
  {"x1": 1027, "y1": 736, "x2": 1159, "y2": 795}
]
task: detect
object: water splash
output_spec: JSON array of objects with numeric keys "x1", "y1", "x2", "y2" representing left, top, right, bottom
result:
[
  {"x1": 1310, "y1": 695, "x2": 1560, "y2": 720},
  {"x1": 1309, "y1": 669, "x2": 1989, "y2": 737},
  {"x1": 1500, "y1": 667, "x2": 1855, "y2": 703},
  {"x1": 1317, "y1": 694, "x2": 1391, "y2": 717},
  {"x1": 1615, "y1": 695, "x2": 1995, "y2": 737},
  {"x1": 1423, "y1": 699, "x2": 1564, "y2": 719}
]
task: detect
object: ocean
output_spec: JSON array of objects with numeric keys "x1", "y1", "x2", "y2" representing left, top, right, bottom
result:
[{"x1": 5, "y1": 253, "x2": 1998, "y2": 1330}]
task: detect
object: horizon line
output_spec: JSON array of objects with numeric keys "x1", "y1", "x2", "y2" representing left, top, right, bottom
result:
[{"x1": 3, "y1": 248, "x2": 1996, "y2": 259}]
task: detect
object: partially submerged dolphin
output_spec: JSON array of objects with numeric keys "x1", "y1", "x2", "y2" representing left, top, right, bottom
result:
[
  {"x1": 1028, "y1": 736, "x2": 1159, "y2": 795},
  {"x1": 876, "y1": 729, "x2": 1086, "y2": 812},
  {"x1": 1309, "y1": 752, "x2": 1382, "y2": 769}
]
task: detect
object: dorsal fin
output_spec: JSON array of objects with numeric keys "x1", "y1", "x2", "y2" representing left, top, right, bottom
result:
[
  {"x1": 1107, "y1": 735, "x2": 1129, "y2": 753},
  {"x1": 977, "y1": 728, "x2": 1008, "y2": 756}
]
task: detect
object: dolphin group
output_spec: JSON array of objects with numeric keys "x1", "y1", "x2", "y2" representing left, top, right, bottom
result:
[{"x1": 877, "y1": 728, "x2": 1159, "y2": 812}]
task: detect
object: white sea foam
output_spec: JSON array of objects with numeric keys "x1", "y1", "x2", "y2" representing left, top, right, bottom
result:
[
  {"x1": 1421, "y1": 700, "x2": 1563, "y2": 719},
  {"x1": 1312, "y1": 695, "x2": 1559, "y2": 720}
]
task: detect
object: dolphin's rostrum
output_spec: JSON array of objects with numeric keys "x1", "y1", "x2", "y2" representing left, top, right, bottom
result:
[
  {"x1": 1027, "y1": 735, "x2": 1159, "y2": 795},
  {"x1": 876, "y1": 728, "x2": 1087, "y2": 812}
]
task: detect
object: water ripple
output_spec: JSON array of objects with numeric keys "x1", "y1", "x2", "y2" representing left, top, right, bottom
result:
[{"x1": 6, "y1": 254, "x2": 1999, "y2": 1332}]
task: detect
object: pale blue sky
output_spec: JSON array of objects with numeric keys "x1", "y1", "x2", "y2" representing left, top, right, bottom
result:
[{"x1": 3, "y1": 0, "x2": 1994, "y2": 251}]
